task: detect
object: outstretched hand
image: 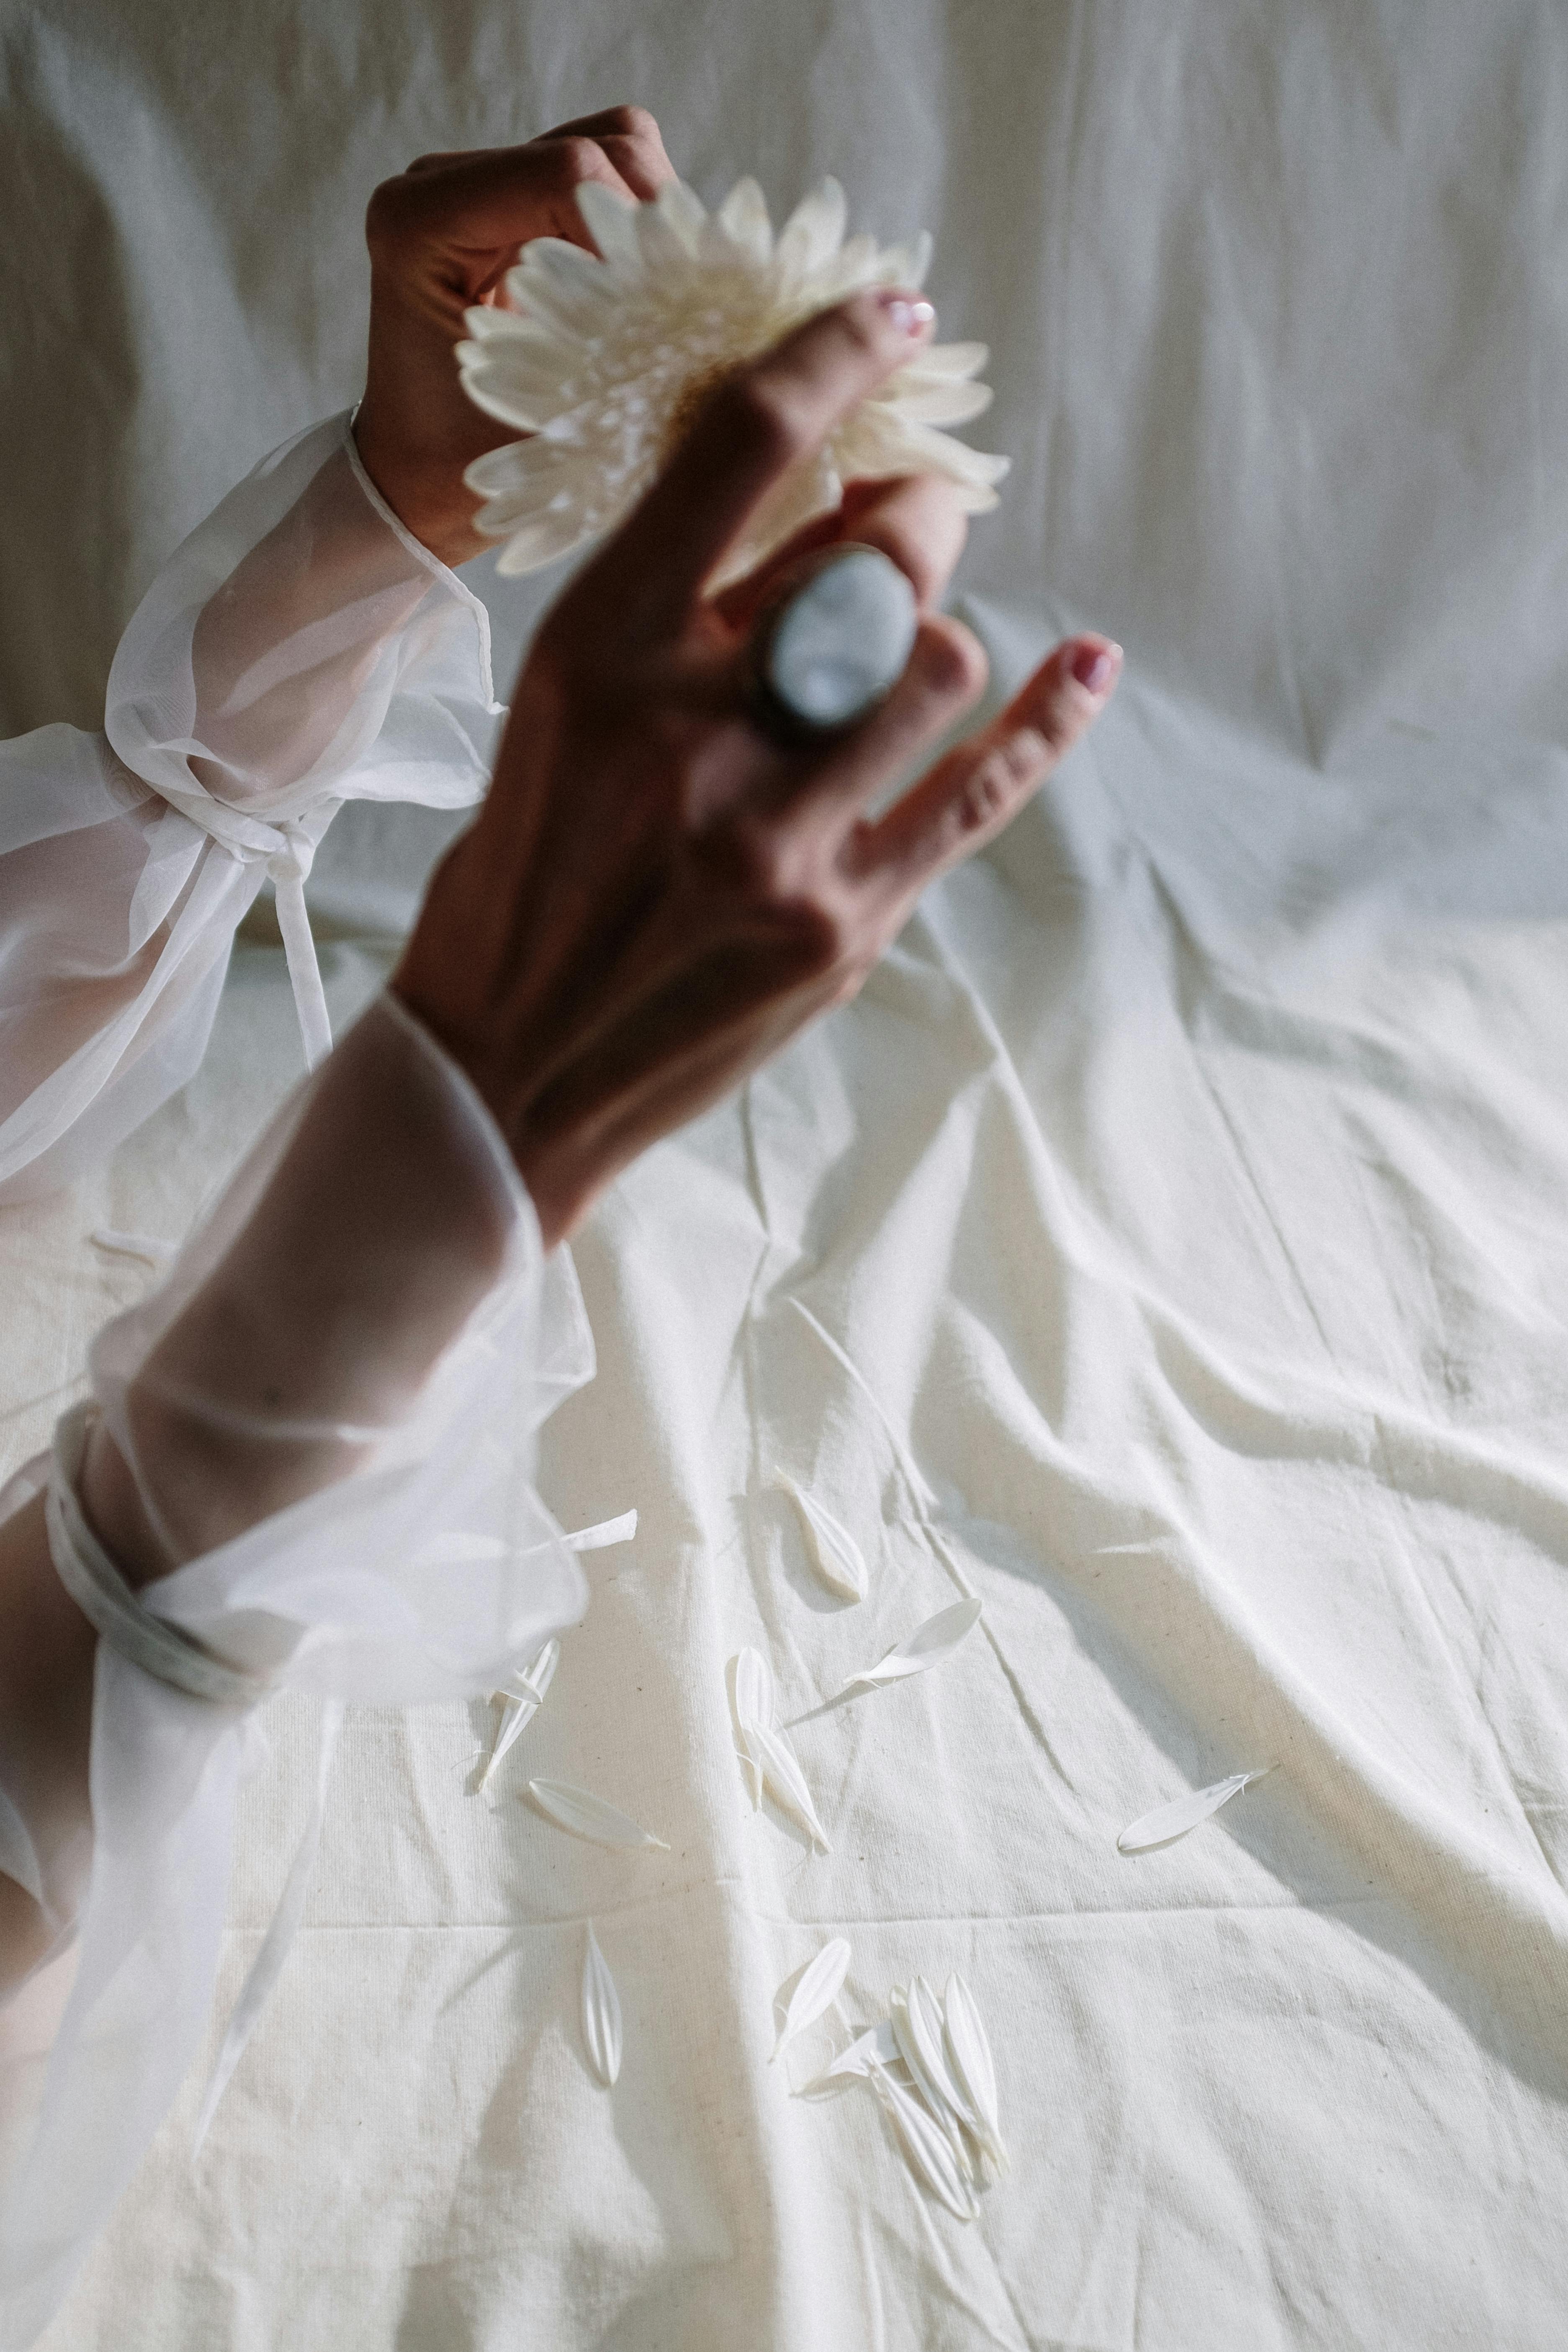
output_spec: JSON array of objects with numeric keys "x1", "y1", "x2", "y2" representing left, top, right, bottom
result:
[
  {"x1": 355, "y1": 107, "x2": 676, "y2": 565},
  {"x1": 394, "y1": 288, "x2": 1122, "y2": 1245}
]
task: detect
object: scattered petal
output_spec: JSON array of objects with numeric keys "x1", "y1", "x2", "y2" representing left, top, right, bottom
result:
[
  {"x1": 527, "y1": 1779, "x2": 669, "y2": 1851},
  {"x1": 901, "y1": 1974, "x2": 977, "y2": 2133},
  {"x1": 1116, "y1": 1769, "x2": 1269, "y2": 1854},
  {"x1": 563, "y1": 1508, "x2": 638, "y2": 1554},
  {"x1": 729, "y1": 1647, "x2": 774, "y2": 1808},
  {"x1": 943, "y1": 1972, "x2": 1008, "y2": 2175},
  {"x1": 837, "y1": 1598, "x2": 983, "y2": 1696},
  {"x1": 772, "y1": 1937, "x2": 852, "y2": 2063},
  {"x1": 775, "y1": 1473, "x2": 868, "y2": 1603},
  {"x1": 477, "y1": 1637, "x2": 561, "y2": 1796},
  {"x1": 890, "y1": 1995, "x2": 974, "y2": 2180},
  {"x1": 581, "y1": 1921, "x2": 622, "y2": 2085},
  {"x1": 795, "y1": 2016, "x2": 900, "y2": 2095},
  {"x1": 868, "y1": 2058, "x2": 978, "y2": 2221},
  {"x1": 751, "y1": 1720, "x2": 832, "y2": 1852}
]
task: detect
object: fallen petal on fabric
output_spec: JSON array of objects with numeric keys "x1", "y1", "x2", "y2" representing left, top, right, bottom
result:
[
  {"x1": 943, "y1": 1971, "x2": 1008, "y2": 2175},
  {"x1": 581, "y1": 1921, "x2": 622, "y2": 2086},
  {"x1": 527, "y1": 1778, "x2": 670, "y2": 1850},
  {"x1": 1116, "y1": 1769, "x2": 1270, "y2": 1854},
  {"x1": 775, "y1": 1473, "x2": 868, "y2": 1603},
  {"x1": 795, "y1": 2015, "x2": 901, "y2": 2096},
  {"x1": 729, "y1": 1647, "x2": 775, "y2": 1809},
  {"x1": 868, "y1": 2057, "x2": 978, "y2": 2221},
  {"x1": 837, "y1": 1597, "x2": 983, "y2": 1695},
  {"x1": 751, "y1": 1720, "x2": 832, "y2": 1852},
  {"x1": 771, "y1": 1937, "x2": 851, "y2": 2063}
]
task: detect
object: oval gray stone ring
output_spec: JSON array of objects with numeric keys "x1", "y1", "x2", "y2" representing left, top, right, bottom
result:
[{"x1": 747, "y1": 543, "x2": 920, "y2": 741}]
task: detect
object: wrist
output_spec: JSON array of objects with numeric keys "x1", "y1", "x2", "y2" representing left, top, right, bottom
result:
[{"x1": 351, "y1": 405, "x2": 489, "y2": 569}]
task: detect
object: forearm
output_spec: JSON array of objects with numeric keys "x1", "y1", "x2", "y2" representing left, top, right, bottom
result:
[
  {"x1": 0, "y1": 1497, "x2": 95, "y2": 1997},
  {"x1": 184, "y1": 428, "x2": 440, "y2": 803},
  {"x1": 0, "y1": 992, "x2": 528, "y2": 1997}
]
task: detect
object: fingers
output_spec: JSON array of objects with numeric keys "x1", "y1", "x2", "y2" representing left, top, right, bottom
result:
[
  {"x1": 709, "y1": 473, "x2": 969, "y2": 635},
  {"x1": 581, "y1": 289, "x2": 937, "y2": 636},
  {"x1": 541, "y1": 104, "x2": 676, "y2": 200},
  {"x1": 849, "y1": 633, "x2": 1122, "y2": 898},
  {"x1": 368, "y1": 138, "x2": 640, "y2": 275}
]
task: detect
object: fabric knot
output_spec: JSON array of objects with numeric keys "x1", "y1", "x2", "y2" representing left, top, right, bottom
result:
[{"x1": 265, "y1": 818, "x2": 318, "y2": 891}]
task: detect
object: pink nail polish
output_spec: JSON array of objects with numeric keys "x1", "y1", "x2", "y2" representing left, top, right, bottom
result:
[
  {"x1": 1072, "y1": 643, "x2": 1120, "y2": 694},
  {"x1": 879, "y1": 293, "x2": 936, "y2": 337}
]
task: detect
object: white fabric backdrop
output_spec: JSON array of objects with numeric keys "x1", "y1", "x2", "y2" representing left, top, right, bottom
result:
[{"x1": 3, "y1": 3, "x2": 1568, "y2": 2344}]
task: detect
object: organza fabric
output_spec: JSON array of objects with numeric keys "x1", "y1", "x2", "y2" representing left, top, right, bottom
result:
[
  {"x1": 0, "y1": 412, "x2": 501, "y2": 1203},
  {"x1": 0, "y1": 994, "x2": 597, "y2": 2349}
]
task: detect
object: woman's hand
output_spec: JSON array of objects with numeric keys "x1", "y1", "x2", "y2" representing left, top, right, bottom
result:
[
  {"x1": 394, "y1": 288, "x2": 1122, "y2": 1246},
  {"x1": 355, "y1": 108, "x2": 676, "y2": 565}
]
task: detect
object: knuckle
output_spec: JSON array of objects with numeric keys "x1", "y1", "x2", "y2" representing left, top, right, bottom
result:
[
  {"x1": 914, "y1": 625, "x2": 984, "y2": 702},
  {"x1": 780, "y1": 894, "x2": 855, "y2": 977},
  {"x1": 830, "y1": 298, "x2": 882, "y2": 361},
  {"x1": 1034, "y1": 688, "x2": 1083, "y2": 758},
  {"x1": 364, "y1": 177, "x2": 411, "y2": 249},
  {"x1": 955, "y1": 730, "x2": 1044, "y2": 836},
  {"x1": 551, "y1": 136, "x2": 603, "y2": 186},
  {"x1": 604, "y1": 102, "x2": 657, "y2": 141},
  {"x1": 698, "y1": 822, "x2": 857, "y2": 974}
]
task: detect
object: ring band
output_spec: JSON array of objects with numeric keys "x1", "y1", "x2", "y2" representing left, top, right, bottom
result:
[{"x1": 746, "y1": 542, "x2": 920, "y2": 743}]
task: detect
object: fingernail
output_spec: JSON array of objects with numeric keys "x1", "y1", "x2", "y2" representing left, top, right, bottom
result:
[
  {"x1": 879, "y1": 292, "x2": 936, "y2": 337},
  {"x1": 1072, "y1": 642, "x2": 1121, "y2": 695}
]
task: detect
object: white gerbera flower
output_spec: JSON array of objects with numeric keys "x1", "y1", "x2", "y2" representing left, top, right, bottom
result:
[{"x1": 457, "y1": 175, "x2": 1008, "y2": 586}]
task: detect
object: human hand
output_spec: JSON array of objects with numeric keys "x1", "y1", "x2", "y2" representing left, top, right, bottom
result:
[
  {"x1": 393, "y1": 287, "x2": 1122, "y2": 1247},
  {"x1": 355, "y1": 107, "x2": 676, "y2": 566}
]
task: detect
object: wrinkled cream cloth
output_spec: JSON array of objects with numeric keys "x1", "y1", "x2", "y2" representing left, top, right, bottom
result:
[{"x1": 0, "y1": 412, "x2": 501, "y2": 1203}]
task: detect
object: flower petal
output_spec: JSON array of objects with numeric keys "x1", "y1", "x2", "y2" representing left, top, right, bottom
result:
[
  {"x1": 893, "y1": 339, "x2": 990, "y2": 383},
  {"x1": 575, "y1": 180, "x2": 646, "y2": 280},
  {"x1": 717, "y1": 175, "x2": 774, "y2": 263},
  {"x1": 882, "y1": 379, "x2": 995, "y2": 427},
  {"x1": 775, "y1": 1474, "x2": 868, "y2": 1603},
  {"x1": 903, "y1": 1974, "x2": 977, "y2": 2133},
  {"x1": 527, "y1": 1778, "x2": 669, "y2": 1850},
  {"x1": 837, "y1": 1597, "x2": 982, "y2": 1696},
  {"x1": 581, "y1": 1921, "x2": 622, "y2": 2085},
  {"x1": 656, "y1": 178, "x2": 710, "y2": 254},
  {"x1": 751, "y1": 1720, "x2": 831, "y2": 1852},
  {"x1": 771, "y1": 1937, "x2": 851, "y2": 2062},
  {"x1": 493, "y1": 510, "x2": 595, "y2": 577},
  {"x1": 776, "y1": 179, "x2": 848, "y2": 289},
  {"x1": 1116, "y1": 1770, "x2": 1268, "y2": 1853},
  {"x1": 729, "y1": 1646, "x2": 774, "y2": 1809},
  {"x1": 795, "y1": 2015, "x2": 900, "y2": 2095},
  {"x1": 868, "y1": 2059, "x2": 978, "y2": 2221},
  {"x1": 943, "y1": 1972, "x2": 1008, "y2": 2174},
  {"x1": 515, "y1": 1635, "x2": 561, "y2": 1705},
  {"x1": 875, "y1": 230, "x2": 933, "y2": 289},
  {"x1": 890, "y1": 1995, "x2": 974, "y2": 2177}
]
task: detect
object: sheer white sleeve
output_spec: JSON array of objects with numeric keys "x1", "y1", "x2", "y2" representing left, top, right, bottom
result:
[
  {"x1": 0, "y1": 994, "x2": 599, "y2": 2349},
  {"x1": 0, "y1": 414, "x2": 502, "y2": 1203}
]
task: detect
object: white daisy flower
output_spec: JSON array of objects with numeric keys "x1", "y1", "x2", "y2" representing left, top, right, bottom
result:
[{"x1": 457, "y1": 175, "x2": 1008, "y2": 587}]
